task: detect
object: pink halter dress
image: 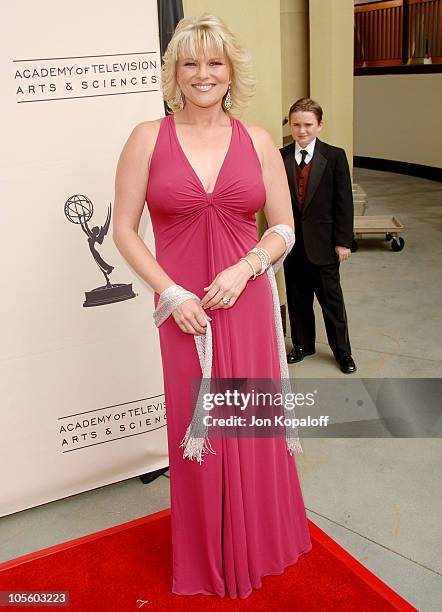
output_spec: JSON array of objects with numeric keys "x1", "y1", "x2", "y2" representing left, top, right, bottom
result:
[{"x1": 146, "y1": 113, "x2": 312, "y2": 599}]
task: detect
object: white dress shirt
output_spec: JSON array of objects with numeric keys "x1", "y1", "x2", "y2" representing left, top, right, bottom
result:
[{"x1": 294, "y1": 138, "x2": 316, "y2": 166}]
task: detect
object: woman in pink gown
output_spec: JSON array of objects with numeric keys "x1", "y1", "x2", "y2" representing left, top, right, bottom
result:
[{"x1": 114, "y1": 14, "x2": 311, "y2": 600}]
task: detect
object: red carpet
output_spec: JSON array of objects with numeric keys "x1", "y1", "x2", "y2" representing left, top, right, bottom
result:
[{"x1": 0, "y1": 508, "x2": 416, "y2": 611}]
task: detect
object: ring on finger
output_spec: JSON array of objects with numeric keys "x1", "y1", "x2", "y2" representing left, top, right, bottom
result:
[{"x1": 222, "y1": 296, "x2": 231, "y2": 305}]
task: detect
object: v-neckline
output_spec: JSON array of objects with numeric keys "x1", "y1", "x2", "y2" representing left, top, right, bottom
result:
[{"x1": 171, "y1": 114, "x2": 234, "y2": 195}]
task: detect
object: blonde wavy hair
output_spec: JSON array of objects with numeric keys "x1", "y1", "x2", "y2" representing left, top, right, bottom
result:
[{"x1": 161, "y1": 14, "x2": 255, "y2": 115}]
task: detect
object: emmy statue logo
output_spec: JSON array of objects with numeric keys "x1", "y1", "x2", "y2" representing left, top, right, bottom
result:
[{"x1": 64, "y1": 194, "x2": 137, "y2": 307}]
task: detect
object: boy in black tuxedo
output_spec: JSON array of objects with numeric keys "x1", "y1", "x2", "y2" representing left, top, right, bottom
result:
[{"x1": 281, "y1": 98, "x2": 356, "y2": 374}]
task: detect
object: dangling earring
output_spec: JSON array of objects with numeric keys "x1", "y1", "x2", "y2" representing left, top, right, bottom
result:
[
  {"x1": 224, "y1": 81, "x2": 232, "y2": 111},
  {"x1": 175, "y1": 87, "x2": 184, "y2": 111}
]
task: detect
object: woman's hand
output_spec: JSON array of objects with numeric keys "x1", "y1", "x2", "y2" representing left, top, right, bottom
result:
[
  {"x1": 172, "y1": 299, "x2": 212, "y2": 335},
  {"x1": 200, "y1": 260, "x2": 253, "y2": 310}
]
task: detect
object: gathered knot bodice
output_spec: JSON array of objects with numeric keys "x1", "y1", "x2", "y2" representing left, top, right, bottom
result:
[{"x1": 146, "y1": 114, "x2": 266, "y2": 293}]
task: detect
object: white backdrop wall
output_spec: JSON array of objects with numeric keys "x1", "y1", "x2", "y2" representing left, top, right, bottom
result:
[{"x1": 0, "y1": 1, "x2": 167, "y2": 517}]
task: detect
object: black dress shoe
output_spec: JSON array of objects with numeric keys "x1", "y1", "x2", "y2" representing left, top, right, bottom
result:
[
  {"x1": 287, "y1": 346, "x2": 315, "y2": 364},
  {"x1": 338, "y1": 355, "x2": 357, "y2": 374}
]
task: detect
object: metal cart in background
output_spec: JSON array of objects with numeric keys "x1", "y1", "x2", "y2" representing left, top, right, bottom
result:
[{"x1": 351, "y1": 184, "x2": 405, "y2": 252}]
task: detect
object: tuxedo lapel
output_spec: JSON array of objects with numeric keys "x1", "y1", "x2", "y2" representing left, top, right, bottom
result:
[
  {"x1": 303, "y1": 142, "x2": 327, "y2": 211},
  {"x1": 283, "y1": 145, "x2": 300, "y2": 209}
]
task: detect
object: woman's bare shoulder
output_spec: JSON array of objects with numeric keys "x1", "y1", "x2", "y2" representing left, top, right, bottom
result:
[
  {"x1": 240, "y1": 123, "x2": 276, "y2": 166},
  {"x1": 119, "y1": 118, "x2": 164, "y2": 170},
  {"x1": 128, "y1": 118, "x2": 163, "y2": 148},
  {"x1": 243, "y1": 124, "x2": 275, "y2": 146}
]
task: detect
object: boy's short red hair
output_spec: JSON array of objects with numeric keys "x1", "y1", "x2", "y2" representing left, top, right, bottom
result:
[{"x1": 289, "y1": 98, "x2": 323, "y2": 123}]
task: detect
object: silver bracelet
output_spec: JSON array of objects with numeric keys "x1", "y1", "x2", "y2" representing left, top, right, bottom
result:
[
  {"x1": 248, "y1": 247, "x2": 271, "y2": 275},
  {"x1": 239, "y1": 256, "x2": 257, "y2": 280}
]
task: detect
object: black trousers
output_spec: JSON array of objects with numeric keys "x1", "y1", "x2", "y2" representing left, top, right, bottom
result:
[{"x1": 283, "y1": 244, "x2": 351, "y2": 360}]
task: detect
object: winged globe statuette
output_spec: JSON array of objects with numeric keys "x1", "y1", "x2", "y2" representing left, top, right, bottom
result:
[{"x1": 65, "y1": 195, "x2": 136, "y2": 306}]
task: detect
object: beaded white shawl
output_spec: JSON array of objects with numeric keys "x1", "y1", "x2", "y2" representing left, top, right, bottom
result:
[{"x1": 153, "y1": 224, "x2": 302, "y2": 464}]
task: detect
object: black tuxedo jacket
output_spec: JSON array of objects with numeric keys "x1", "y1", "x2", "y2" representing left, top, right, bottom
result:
[{"x1": 280, "y1": 139, "x2": 353, "y2": 266}]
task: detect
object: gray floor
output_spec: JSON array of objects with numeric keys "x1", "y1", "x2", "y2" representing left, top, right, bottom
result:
[{"x1": 1, "y1": 169, "x2": 441, "y2": 611}]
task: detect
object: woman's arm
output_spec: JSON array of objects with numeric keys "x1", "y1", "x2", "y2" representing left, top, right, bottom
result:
[
  {"x1": 113, "y1": 120, "x2": 175, "y2": 294},
  {"x1": 113, "y1": 121, "x2": 209, "y2": 334},
  {"x1": 248, "y1": 125, "x2": 295, "y2": 258}
]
